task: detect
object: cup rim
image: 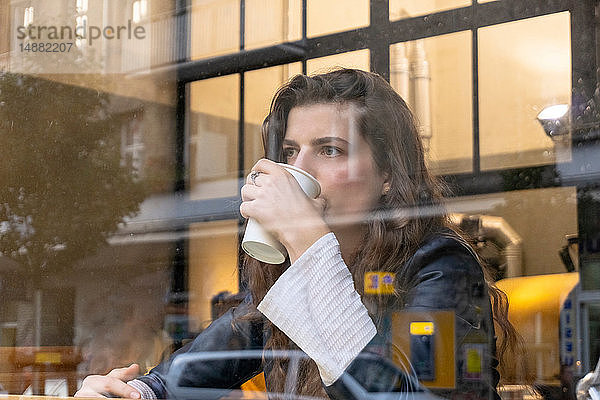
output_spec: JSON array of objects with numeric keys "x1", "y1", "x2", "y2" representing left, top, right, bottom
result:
[
  {"x1": 277, "y1": 163, "x2": 320, "y2": 186},
  {"x1": 277, "y1": 163, "x2": 321, "y2": 198}
]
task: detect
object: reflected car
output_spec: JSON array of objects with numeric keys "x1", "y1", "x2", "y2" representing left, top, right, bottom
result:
[{"x1": 166, "y1": 350, "x2": 444, "y2": 400}]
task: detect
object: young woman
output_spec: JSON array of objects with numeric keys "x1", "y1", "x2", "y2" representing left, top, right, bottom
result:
[{"x1": 76, "y1": 68, "x2": 514, "y2": 400}]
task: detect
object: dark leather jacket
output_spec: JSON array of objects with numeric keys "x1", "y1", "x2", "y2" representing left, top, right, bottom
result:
[{"x1": 137, "y1": 233, "x2": 500, "y2": 400}]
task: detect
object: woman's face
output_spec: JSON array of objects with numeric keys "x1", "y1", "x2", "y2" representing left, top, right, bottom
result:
[{"x1": 283, "y1": 103, "x2": 388, "y2": 228}]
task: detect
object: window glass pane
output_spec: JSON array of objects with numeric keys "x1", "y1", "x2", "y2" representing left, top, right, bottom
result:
[
  {"x1": 391, "y1": 31, "x2": 472, "y2": 175},
  {"x1": 188, "y1": 220, "x2": 239, "y2": 329},
  {"x1": 307, "y1": 0, "x2": 369, "y2": 38},
  {"x1": 244, "y1": 63, "x2": 302, "y2": 173},
  {"x1": 188, "y1": 74, "x2": 240, "y2": 200},
  {"x1": 190, "y1": 0, "x2": 240, "y2": 60},
  {"x1": 307, "y1": 49, "x2": 370, "y2": 74},
  {"x1": 390, "y1": 0, "x2": 471, "y2": 21},
  {"x1": 245, "y1": 0, "x2": 301, "y2": 50},
  {"x1": 479, "y1": 12, "x2": 572, "y2": 170}
]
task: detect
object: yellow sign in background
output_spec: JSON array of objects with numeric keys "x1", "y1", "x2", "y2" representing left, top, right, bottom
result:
[
  {"x1": 364, "y1": 272, "x2": 396, "y2": 295},
  {"x1": 391, "y1": 311, "x2": 456, "y2": 389}
]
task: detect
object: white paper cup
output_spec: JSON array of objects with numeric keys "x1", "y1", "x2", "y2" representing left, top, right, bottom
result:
[{"x1": 242, "y1": 163, "x2": 321, "y2": 264}]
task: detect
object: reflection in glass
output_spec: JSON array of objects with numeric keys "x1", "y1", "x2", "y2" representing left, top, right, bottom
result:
[
  {"x1": 389, "y1": 0, "x2": 470, "y2": 21},
  {"x1": 3, "y1": 0, "x2": 176, "y2": 74},
  {"x1": 0, "y1": 72, "x2": 170, "y2": 394},
  {"x1": 0, "y1": 73, "x2": 147, "y2": 293},
  {"x1": 23, "y1": 6, "x2": 34, "y2": 26},
  {"x1": 307, "y1": 0, "x2": 369, "y2": 38},
  {"x1": 188, "y1": 74, "x2": 240, "y2": 200},
  {"x1": 446, "y1": 185, "x2": 580, "y2": 385},
  {"x1": 496, "y1": 272, "x2": 579, "y2": 383},
  {"x1": 446, "y1": 186, "x2": 577, "y2": 278},
  {"x1": 244, "y1": 63, "x2": 302, "y2": 173},
  {"x1": 391, "y1": 31, "x2": 472, "y2": 175},
  {"x1": 479, "y1": 12, "x2": 572, "y2": 170},
  {"x1": 188, "y1": 220, "x2": 240, "y2": 330},
  {"x1": 245, "y1": 0, "x2": 302, "y2": 50},
  {"x1": 0, "y1": 3, "x2": 180, "y2": 393}
]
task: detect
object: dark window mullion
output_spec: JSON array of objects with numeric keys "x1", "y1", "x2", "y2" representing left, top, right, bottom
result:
[
  {"x1": 238, "y1": 74, "x2": 245, "y2": 181},
  {"x1": 388, "y1": 6, "x2": 473, "y2": 44},
  {"x1": 473, "y1": 0, "x2": 570, "y2": 29},
  {"x1": 302, "y1": 0, "x2": 307, "y2": 74},
  {"x1": 238, "y1": 0, "x2": 246, "y2": 287},
  {"x1": 388, "y1": 0, "x2": 569, "y2": 47},
  {"x1": 369, "y1": 0, "x2": 390, "y2": 81},
  {"x1": 446, "y1": 164, "x2": 562, "y2": 196},
  {"x1": 472, "y1": 26, "x2": 480, "y2": 174},
  {"x1": 570, "y1": 0, "x2": 597, "y2": 129},
  {"x1": 239, "y1": 0, "x2": 245, "y2": 182},
  {"x1": 175, "y1": 82, "x2": 188, "y2": 192},
  {"x1": 175, "y1": 0, "x2": 189, "y2": 192},
  {"x1": 174, "y1": 0, "x2": 191, "y2": 328},
  {"x1": 240, "y1": 0, "x2": 245, "y2": 51}
]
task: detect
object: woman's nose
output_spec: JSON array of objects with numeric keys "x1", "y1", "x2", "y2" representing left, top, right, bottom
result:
[{"x1": 289, "y1": 151, "x2": 315, "y2": 177}]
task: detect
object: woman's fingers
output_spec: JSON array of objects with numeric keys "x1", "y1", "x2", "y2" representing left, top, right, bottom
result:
[
  {"x1": 73, "y1": 386, "x2": 106, "y2": 398},
  {"x1": 75, "y1": 376, "x2": 140, "y2": 398},
  {"x1": 246, "y1": 171, "x2": 260, "y2": 186},
  {"x1": 243, "y1": 160, "x2": 293, "y2": 220},
  {"x1": 75, "y1": 364, "x2": 141, "y2": 399},
  {"x1": 107, "y1": 364, "x2": 140, "y2": 380},
  {"x1": 242, "y1": 159, "x2": 326, "y2": 239},
  {"x1": 247, "y1": 159, "x2": 290, "y2": 185},
  {"x1": 252, "y1": 158, "x2": 282, "y2": 175},
  {"x1": 239, "y1": 200, "x2": 251, "y2": 219},
  {"x1": 240, "y1": 182, "x2": 260, "y2": 202}
]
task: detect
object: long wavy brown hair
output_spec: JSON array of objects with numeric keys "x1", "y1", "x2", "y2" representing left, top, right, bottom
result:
[{"x1": 240, "y1": 68, "x2": 519, "y2": 398}]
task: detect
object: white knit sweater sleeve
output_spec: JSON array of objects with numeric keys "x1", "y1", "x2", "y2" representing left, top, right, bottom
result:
[{"x1": 257, "y1": 232, "x2": 377, "y2": 386}]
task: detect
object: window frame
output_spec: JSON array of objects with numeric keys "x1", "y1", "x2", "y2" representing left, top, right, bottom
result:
[{"x1": 172, "y1": 0, "x2": 597, "y2": 287}]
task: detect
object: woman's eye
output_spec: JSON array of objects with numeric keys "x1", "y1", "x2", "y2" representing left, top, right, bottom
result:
[
  {"x1": 321, "y1": 146, "x2": 341, "y2": 157},
  {"x1": 283, "y1": 148, "x2": 297, "y2": 159}
]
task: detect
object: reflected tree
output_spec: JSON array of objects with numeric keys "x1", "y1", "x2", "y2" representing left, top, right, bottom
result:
[{"x1": 0, "y1": 72, "x2": 146, "y2": 319}]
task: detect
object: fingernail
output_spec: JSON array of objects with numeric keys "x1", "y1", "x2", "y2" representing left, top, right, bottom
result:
[{"x1": 130, "y1": 392, "x2": 140, "y2": 399}]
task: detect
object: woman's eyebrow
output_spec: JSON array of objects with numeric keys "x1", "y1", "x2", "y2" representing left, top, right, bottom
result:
[
  {"x1": 283, "y1": 137, "x2": 350, "y2": 147},
  {"x1": 311, "y1": 137, "x2": 349, "y2": 146}
]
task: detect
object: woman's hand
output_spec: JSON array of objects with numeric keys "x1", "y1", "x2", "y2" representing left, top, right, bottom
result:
[
  {"x1": 75, "y1": 364, "x2": 142, "y2": 398},
  {"x1": 241, "y1": 159, "x2": 330, "y2": 263}
]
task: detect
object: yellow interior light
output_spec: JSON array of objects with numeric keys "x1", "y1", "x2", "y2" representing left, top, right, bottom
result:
[{"x1": 410, "y1": 321, "x2": 435, "y2": 335}]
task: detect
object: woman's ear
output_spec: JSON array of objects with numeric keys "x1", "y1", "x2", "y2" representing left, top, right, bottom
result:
[
  {"x1": 382, "y1": 183, "x2": 391, "y2": 195},
  {"x1": 381, "y1": 173, "x2": 391, "y2": 195}
]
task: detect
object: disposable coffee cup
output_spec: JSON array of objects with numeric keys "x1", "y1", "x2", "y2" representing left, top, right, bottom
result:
[{"x1": 242, "y1": 163, "x2": 321, "y2": 264}]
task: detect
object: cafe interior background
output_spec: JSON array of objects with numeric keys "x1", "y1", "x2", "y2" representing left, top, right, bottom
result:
[{"x1": 0, "y1": 0, "x2": 599, "y2": 398}]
